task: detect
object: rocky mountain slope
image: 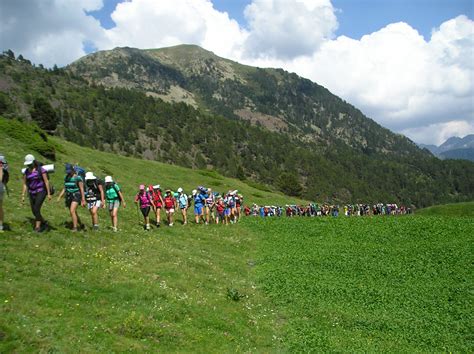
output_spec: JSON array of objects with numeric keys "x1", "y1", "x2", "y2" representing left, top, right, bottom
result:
[{"x1": 68, "y1": 45, "x2": 422, "y2": 157}]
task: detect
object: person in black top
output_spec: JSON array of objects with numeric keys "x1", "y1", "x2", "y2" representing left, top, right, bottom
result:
[{"x1": 84, "y1": 171, "x2": 105, "y2": 230}]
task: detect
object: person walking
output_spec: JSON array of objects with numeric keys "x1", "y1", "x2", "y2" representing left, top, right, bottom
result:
[
  {"x1": 135, "y1": 184, "x2": 154, "y2": 230},
  {"x1": 104, "y1": 176, "x2": 126, "y2": 232},
  {"x1": 163, "y1": 189, "x2": 176, "y2": 226},
  {"x1": 150, "y1": 185, "x2": 164, "y2": 227},
  {"x1": 21, "y1": 154, "x2": 52, "y2": 232},
  {"x1": 84, "y1": 171, "x2": 105, "y2": 230},
  {"x1": 57, "y1": 163, "x2": 86, "y2": 231},
  {"x1": 0, "y1": 154, "x2": 8, "y2": 232},
  {"x1": 177, "y1": 187, "x2": 188, "y2": 225}
]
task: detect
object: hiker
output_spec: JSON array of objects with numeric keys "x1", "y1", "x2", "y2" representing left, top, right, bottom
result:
[
  {"x1": 84, "y1": 172, "x2": 105, "y2": 230},
  {"x1": 57, "y1": 163, "x2": 86, "y2": 231},
  {"x1": 135, "y1": 184, "x2": 154, "y2": 230},
  {"x1": 21, "y1": 154, "x2": 52, "y2": 232},
  {"x1": 0, "y1": 154, "x2": 8, "y2": 232},
  {"x1": 150, "y1": 185, "x2": 164, "y2": 226},
  {"x1": 193, "y1": 187, "x2": 206, "y2": 224},
  {"x1": 235, "y1": 194, "x2": 243, "y2": 222},
  {"x1": 204, "y1": 188, "x2": 215, "y2": 225},
  {"x1": 177, "y1": 187, "x2": 188, "y2": 225},
  {"x1": 163, "y1": 189, "x2": 175, "y2": 226},
  {"x1": 215, "y1": 196, "x2": 227, "y2": 225},
  {"x1": 104, "y1": 176, "x2": 126, "y2": 232}
]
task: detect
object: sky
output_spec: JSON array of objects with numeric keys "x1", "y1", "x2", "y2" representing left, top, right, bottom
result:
[{"x1": 0, "y1": 0, "x2": 473, "y2": 145}]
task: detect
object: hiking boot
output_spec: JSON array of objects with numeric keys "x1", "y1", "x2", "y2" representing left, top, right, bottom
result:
[
  {"x1": 146, "y1": 224, "x2": 151, "y2": 230},
  {"x1": 71, "y1": 228, "x2": 78, "y2": 233},
  {"x1": 112, "y1": 226, "x2": 118, "y2": 232},
  {"x1": 169, "y1": 223, "x2": 173, "y2": 227},
  {"x1": 93, "y1": 225, "x2": 99, "y2": 231}
]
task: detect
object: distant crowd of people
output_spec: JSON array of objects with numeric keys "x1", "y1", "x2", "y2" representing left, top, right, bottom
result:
[
  {"x1": 0, "y1": 153, "x2": 411, "y2": 233},
  {"x1": 246, "y1": 203, "x2": 412, "y2": 218}
]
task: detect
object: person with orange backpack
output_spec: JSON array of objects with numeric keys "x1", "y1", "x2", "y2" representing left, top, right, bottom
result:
[
  {"x1": 163, "y1": 189, "x2": 176, "y2": 226},
  {"x1": 135, "y1": 184, "x2": 154, "y2": 230}
]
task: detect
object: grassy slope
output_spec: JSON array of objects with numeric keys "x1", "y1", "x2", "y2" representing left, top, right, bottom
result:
[
  {"x1": 416, "y1": 202, "x2": 474, "y2": 217},
  {"x1": 1, "y1": 126, "x2": 472, "y2": 351},
  {"x1": 0, "y1": 128, "x2": 297, "y2": 352}
]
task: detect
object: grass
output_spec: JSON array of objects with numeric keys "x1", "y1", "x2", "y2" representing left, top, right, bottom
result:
[
  {"x1": 416, "y1": 202, "x2": 474, "y2": 217},
  {"x1": 249, "y1": 216, "x2": 473, "y2": 352},
  {"x1": 1, "y1": 119, "x2": 472, "y2": 351}
]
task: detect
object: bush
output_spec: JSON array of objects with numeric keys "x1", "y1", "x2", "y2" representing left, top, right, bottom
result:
[{"x1": 0, "y1": 116, "x2": 62, "y2": 160}]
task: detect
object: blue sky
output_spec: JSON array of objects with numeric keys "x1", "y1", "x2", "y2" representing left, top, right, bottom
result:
[
  {"x1": 1, "y1": 0, "x2": 473, "y2": 144},
  {"x1": 89, "y1": 0, "x2": 473, "y2": 42}
]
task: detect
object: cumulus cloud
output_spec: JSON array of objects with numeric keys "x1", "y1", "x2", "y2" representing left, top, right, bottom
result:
[
  {"x1": 242, "y1": 0, "x2": 338, "y2": 59},
  {"x1": 0, "y1": 0, "x2": 105, "y2": 67},
  {"x1": 401, "y1": 120, "x2": 474, "y2": 146},
  {"x1": 97, "y1": 0, "x2": 247, "y2": 60},
  {"x1": 276, "y1": 15, "x2": 474, "y2": 143}
]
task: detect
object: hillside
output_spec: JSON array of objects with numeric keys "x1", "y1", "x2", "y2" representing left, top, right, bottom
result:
[
  {"x1": 0, "y1": 119, "x2": 472, "y2": 352},
  {"x1": 416, "y1": 202, "x2": 474, "y2": 217},
  {"x1": 68, "y1": 45, "x2": 421, "y2": 156},
  {"x1": 1, "y1": 51, "x2": 474, "y2": 207}
]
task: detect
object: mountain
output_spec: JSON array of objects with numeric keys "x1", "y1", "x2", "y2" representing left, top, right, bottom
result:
[
  {"x1": 419, "y1": 135, "x2": 474, "y2": 161},
  {"x1": 1, "y1": 48, "x2": 473, "y2": 207},
  {"x1": 68, "y1": 45, "x2": 422, "y2": 157}
]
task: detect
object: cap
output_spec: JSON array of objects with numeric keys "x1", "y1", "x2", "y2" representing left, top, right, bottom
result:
[
  {"x1": 0, "y1": 155, "x2": 5, "y2": 163},
  {"x1": 65, "y1": 163, "x2": 74, "y2": 173},
  {"x1": 165, "y1": 189, "x2": 171, "y2": 193},
  {"x1": 177, "y1": 187, "x2": 183, "y2": 193},
  {"x1": 24, "y1": 154, "x2": 35, "y2": 166},
  {"x1": 139, "y1": 184, "x2": 145, "y2": 190},
  {"x1": 192, "y1": 189, "x2": 197, "y2": 195},
  {"x1": 85, "y1": 172, "x2": 97, "y2": 180},
  {"x1": 104, "y1": 176, "x2": 113, "y2": 183},
  {"x1": 153, "y1": 184, "x2": 160, "y2": 190}
]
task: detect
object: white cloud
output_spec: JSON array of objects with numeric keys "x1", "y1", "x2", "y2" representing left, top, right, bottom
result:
[
  {"x1": 242, "y1": 0, "x2": 338, "y2": 59},
  {"x1": 97, "y1": 0, "x2": 247, "y2": 60},
  {"x1": 401, "y1": 120, "x2": 474, "y2": 146},
  {"x1": 266, "y1": 15, "x2": 474, "y2": 144},
  {"x1": 0, "y1": 0, "x2": 105, "y2": 67}
]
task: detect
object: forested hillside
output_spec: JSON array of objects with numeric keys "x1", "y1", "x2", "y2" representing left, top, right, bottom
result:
[{"x1": 1, "y1": 50, "x2": 473, "y2": 207}]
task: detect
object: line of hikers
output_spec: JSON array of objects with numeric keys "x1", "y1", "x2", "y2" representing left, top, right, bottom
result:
[
  {"x1": 1, "y1": 154, "x2": 244, "y2": 232},
  {"x1": 247, "y1": 203, "x2": 412, "y2": 217}
]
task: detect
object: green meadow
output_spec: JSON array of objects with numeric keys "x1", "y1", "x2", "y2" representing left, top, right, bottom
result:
[{"x1": 1, "y1": 119, "x2": 472, "y2": 352}]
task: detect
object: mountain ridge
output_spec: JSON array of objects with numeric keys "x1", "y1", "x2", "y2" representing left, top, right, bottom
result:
[
  {"x1": 419, "y1": 134, "x2": 474, "y2": 161},
  {"x1": 67, "y1": 45, "x2": 424, "y2": 157}
]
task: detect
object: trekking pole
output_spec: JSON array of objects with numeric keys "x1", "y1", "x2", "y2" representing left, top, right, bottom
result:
[{"x1": 135, "y1": 203, "x2": 142, "y2": 227}]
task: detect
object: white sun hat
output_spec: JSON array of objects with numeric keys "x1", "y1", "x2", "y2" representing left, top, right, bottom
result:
[
  {"x1": 85, "y1": 172, "x2": 97, "y2": 180},
  {"x1": 104, "y1": 176, "x2": 113, "y2": 183},
  {"x1": 24, "y1": 154, "x2": 35, "y2": 165}
]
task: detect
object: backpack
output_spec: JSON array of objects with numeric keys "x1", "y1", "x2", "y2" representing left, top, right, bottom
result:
[
  {"x1": 73, "y1": 165, "x2": 86, "y2": 181},
  {"x1": 85, "y1": 179, "x2": 102, "y2": 201},
  {"x1": 1, "y1": 164, "x2": 9, "y2": 185},
  {"x1": 25, "y1": 162, "x2": 55, "y2": 195}
]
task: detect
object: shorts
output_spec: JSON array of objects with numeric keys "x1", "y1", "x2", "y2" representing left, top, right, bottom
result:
[
  {"x1": 225, "y1": 208, "x2": 231, "y2": 216},
  {"x1": 66, "y1": 192, "x2": 81, "y2": 208},
  {"x1": 165, "y1": 208, "x2": 175, "y2": 214},
  {"x1": 107, "y1": 199, "x2": 121, "y2": 211},
  {"x1": 140, "y1": 207, "x2": 151, "y2": 217},
  {"x1": 194, "y1": 205, "x2": 203, "y2": 215},
  {"x1": 217, "y1": 211, "x2": 225, "y2": 219},
  {"x1": 0, "y1": 183, "x2": 4, "y2": 201},
  {"x1": 87, "y1": 200, "x2": 102, "y2": 210}
]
